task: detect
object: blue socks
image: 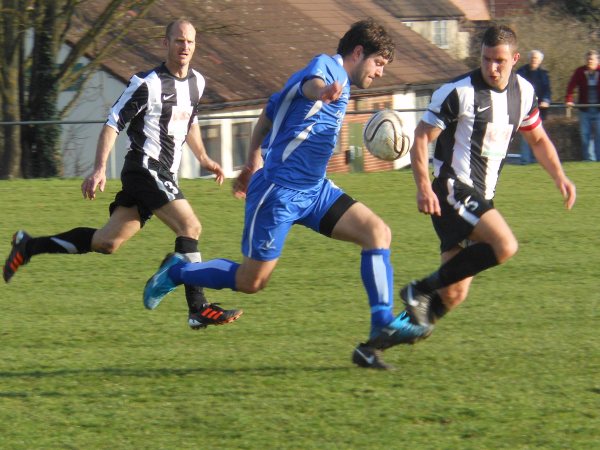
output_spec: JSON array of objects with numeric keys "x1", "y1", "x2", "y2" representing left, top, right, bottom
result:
[
  {"x1": 167, "y1": 249, "x2": 395, "y2": 330},
  {"x1": 169, "y1": 258, "x2": 239, "y2": 291},
  {"x1": 361, "y1": 248, "x2": 394, "y2": 328}
]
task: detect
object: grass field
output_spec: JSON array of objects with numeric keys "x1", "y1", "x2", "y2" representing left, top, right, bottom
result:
[{"x1": 0, "y1": 164, "x2": 598, "y2": 449}]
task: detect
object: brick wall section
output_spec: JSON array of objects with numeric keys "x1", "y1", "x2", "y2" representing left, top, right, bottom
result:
[
  {"x1": 327, "y1": 153, "x2": 351, "y2": 173},
  {"x1": 363, "y1": 152, "x2": 395, "y2": 172},
  {"x1": 327, "y1": 95, "x2": 395, "y2": 174}
]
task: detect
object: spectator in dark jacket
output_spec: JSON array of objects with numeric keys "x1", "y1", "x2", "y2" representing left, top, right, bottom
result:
[
  {"x1": 566, "y1": 49, "x2": 600, "y2": 161},
  {"x1": 517, "y1": 50, "x2": 552, "y2": 164}
]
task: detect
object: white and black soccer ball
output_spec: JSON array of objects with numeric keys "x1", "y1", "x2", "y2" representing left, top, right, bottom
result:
[{"x1": 362, "y1": 109, "x2": 411, "y2": 161}]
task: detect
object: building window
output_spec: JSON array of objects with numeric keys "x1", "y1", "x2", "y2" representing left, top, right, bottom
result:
[
  {"x1": 415, "y1": 91, "x2": 431, "y2": 122},
  {"x1": 433, "y1": 20, "x2": 448, "y2": 49},
  {"x1": 232, "y1": 122, "x2": 252, "y2": 170},
  {"x1": 200, "y1": 125, "x2": 221, "y2": 176}
]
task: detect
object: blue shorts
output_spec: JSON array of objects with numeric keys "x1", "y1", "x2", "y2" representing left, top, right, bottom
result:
[{"x1": 241, "y1": 169, "x2": 349, "y2": 261}]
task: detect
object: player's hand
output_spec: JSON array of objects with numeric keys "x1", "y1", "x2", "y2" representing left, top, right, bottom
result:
[
  {"x1": 416, "y1": 187, "x2": 441, "y2": 216},
  {"x1": 207, "y1": 162, "x2": 225, "y2": 185},
  {"x1": 556, "y1": 176, "x2": 576, "y2": 210},
  {"x1": 320, "y1": 81, "x2": 343, "y2": 103},
  {"x1": 233, "y1": 166, "x2": 255, "y2": 199},
  {"x1": 81, "y1": 170, "x2": 106, "y2": 200}
]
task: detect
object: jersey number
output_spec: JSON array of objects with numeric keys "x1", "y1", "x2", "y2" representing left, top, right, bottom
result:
[{"x1": 163, "y1": 180, "x2": 179, "y2": 195}]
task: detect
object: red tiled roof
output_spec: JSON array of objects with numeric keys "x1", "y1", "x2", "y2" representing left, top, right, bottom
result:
[
  {"x1": 373, "y1": 0, "x2": 465, "y2": 20},
  {"x1": 73, "y1": 0, "x2": 469, "y2": 108},
  {"x1": 447, "y1": 0, "x2": 491, "y2": 21}
]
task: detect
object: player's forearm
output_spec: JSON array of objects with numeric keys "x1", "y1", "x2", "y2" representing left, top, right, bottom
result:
[
  {"x1": 186, "y1": 123, "x2": 213, "y2": 166},
  {"x1": 302, "y1": 78, "x2": 327, "y2": 101},
  {"x1": 244, "y1": 109, "x2": 271, "y2": 170},
  {"x1": 93, "y1": 125, "x2": 118, "y2": 172},
  {"x1": 410, "y1": 128, "x2": 433, "y2": 190},
  {"x1": 411, "y1": 152, "x2": 431, "y2": 192},
  {"x1": 529, "y1": 133, "x2": 566, "y2": 179}
]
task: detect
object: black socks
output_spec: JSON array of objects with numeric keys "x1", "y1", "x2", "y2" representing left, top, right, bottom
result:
[
  {"x1": 416, "y1": 243, "x2": 499, "y2": 293},
  {"x1": 26, "y1": 227, "x2": 96, "y2": 256}
]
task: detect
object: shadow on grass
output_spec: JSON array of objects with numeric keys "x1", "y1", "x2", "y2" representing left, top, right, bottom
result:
[{"x1": 0, "y1": 365, "x2": 353, "y2": 381}]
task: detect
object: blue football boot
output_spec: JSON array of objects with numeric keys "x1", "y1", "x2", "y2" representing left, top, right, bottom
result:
[
  {"x1": 366, "y1": 310, "x2": 434, "y2": 350},
  {"x1": 143, "y1": 252, "x2": 186, "y2": 310}
]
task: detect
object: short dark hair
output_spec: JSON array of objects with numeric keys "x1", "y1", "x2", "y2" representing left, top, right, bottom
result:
[
  {"x1": 337, "y1": 18, "x2": 395, "y2": 63},
  {"x1": 482, "y1": 24, "x2": 518, "y2": 51}
]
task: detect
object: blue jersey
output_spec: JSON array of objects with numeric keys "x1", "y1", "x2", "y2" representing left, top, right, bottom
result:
[{"x1": 262, "y1": 54, "x2": 349, "y2": 191}]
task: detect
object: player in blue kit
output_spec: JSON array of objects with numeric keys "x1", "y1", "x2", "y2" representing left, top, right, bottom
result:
[{"x1": 143, "y1": 18, "x2": 430, "y2": 369}]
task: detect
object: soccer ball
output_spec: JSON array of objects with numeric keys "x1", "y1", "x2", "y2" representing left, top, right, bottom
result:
[{"x1": 363, "y1": 109, "x2": 411, "y2": 161}]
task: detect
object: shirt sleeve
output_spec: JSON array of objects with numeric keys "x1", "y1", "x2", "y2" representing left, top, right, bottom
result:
[
  {"x1": 106, "y1": 74, "x2": 149, "y2": 133},
  {"x1": 422, "y1": 83, "x2": 459, "y2": 130},
  {"x1": 519, "y1": 101, "x2": 541, "y2": 131}
]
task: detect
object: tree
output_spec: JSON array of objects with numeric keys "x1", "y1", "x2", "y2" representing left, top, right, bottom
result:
[
  {"x1": 0, "y1": 0, "x2": 157, "y2": 179},
  {"x1": 464, "y1": 3, "x2": 600, "y2": 105},
  {"x1": 507, "y1": 4, "x2": 600, "y2": 105}
]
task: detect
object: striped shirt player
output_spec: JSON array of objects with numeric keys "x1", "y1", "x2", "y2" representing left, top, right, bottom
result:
[
  {"x1": 3, "y1": 20, "x2": 243, "y2": 330},
  {"x1": 107, "y1": 62, "x2": 205, "y2": 212},
  {"x1": 421, "y1": 67, "x2": 544, "y2": 254},
  {"x1": 425, "y1": 68, "x2": 540, "y2": 201},
  {"x1": 397, "y1": 25, "x2": 576, "y2": 344},
  {"x1": 108, "y1": 62, "x2": 205, "y2": 182}
]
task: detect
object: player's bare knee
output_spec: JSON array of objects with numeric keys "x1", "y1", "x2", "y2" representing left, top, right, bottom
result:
[
  {"x1": 496, "y1": 237, "x2": 518, "y2": 263},
  {"x1": 181, "y1": 219, "x2": 201, "y2": 239},
  {"x1": 441, "y1": 287, "x2": 468, "y2": 308},
  {"x1": 236, "y1": 277, "x2": 268, "y2": 294},
  {"x1": 368, "y1": 219, "x2": 391, "y2": 248},
  {"x1": 93, "y1": 238, "x2": 122, "y2": 255}
]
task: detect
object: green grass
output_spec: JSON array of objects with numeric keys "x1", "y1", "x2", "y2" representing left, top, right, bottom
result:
[{"x1": 0, "y1": 164, "x2": 598, "y2": 449}]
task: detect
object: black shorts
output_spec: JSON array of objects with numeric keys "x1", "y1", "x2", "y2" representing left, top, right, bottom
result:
[
  {"x1": 431, "y1": 177, "x2": 494, "y2": 253},
  {"x1": 109, "y1": 156, "x2": 185, "y2": 227}
]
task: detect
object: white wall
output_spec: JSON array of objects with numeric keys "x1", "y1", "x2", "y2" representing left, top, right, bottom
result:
[
  {"x1": 56, "y1": 44, "x2": 129, "y2": 179},
  {"x1": 391, "y1": 91, "x2": 418, "y2": 169},
  {"x1": 403, "y1": 19, "x2": 469, "y2": 60}
]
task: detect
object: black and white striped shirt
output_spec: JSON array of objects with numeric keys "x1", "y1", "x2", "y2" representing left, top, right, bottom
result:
[
  {"x1": 106, "y1": 63, "x2": 205, "y2": 174},
  {"x1": 423, "y1": 69, "x2": 540, "y2": 199}
]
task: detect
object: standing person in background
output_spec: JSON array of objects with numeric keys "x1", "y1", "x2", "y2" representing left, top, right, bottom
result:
[
  {"x1": 3, "y1": 19, "x2": 243, "y2": 330},
  {"x1": 396, "y1": 24, "x2": 576, "y2": 345},
  {"x1": 143, "y1": 18, "x2": 432, "y2": 370},
  {"x1": 566, "y1": 49, "x2": 600, "y2": 161},
  {"x1": 517, "y1": 49, "x2": 552, "y2": 164}
]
